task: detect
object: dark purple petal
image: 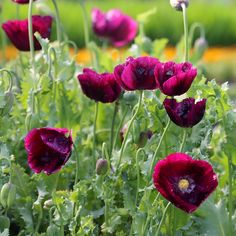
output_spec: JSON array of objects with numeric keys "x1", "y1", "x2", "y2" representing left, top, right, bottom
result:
[
  {"x1": 163, "y1": 98, "x2": 206, "y2": 127},
  {"x1": 24, "y1": 127, "x2": 73, "y2": 175},
  {"x1": 114, "y1": 56, "x2": 160, "y2": 91},
  {"x1": 77, "y1": 68, "x2": 121, "y2": 103},
  {"x1": 91, "y1": 8, "x2": 138, "y2": 47},
  {"x1": 12, "y1": 0, "x2": 36, "y2": 3},
  {"x1": 154, "y1": 61, "x2": 197, "y2": 96},
  {"x1": 2, "y1": 15, "x2": 53, "y2": 51},
  {"x1": 153, "y1": 153, "x2": 218, "y2": 213}
]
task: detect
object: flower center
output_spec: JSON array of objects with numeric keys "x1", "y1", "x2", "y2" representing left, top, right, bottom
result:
[{"x1": 178, "y1": 179, "x2": 189, "y2": 190}]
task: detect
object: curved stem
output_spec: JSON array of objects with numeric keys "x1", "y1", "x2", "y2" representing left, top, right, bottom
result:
[
  {"x1": 117, "y1": 91, "x2": 143, "y2": 170},
  {"x1": 109, "y1": 102, "x2": 119, "y2": 159},
  {"x1": 113, "y1": 105, "x2": 129, "y2": 149},
  {"x1": 149, "y1": 118, "x2": 171, "y2": 179},
  {"x1": 189, "y1": 23, "x2": 205, "y2": 48},
  {"x1": 28, "y1": 0, "x2": 35, "y2": 73},
  {"x1": 93, "y1": 102, "x2": 99, "y2": 168},
  {"x1": 155, "y1": 202, "x2": 171, "y2": 236},
  {"x1": 181, "y1": 3, "x2": 189, "y2": 61},
  {"x1": 51, "y1": 0, "x2": 62, "y2": 43},
  {"x1": 0, "y1": 69, "x2": 14, "y2": 92}
]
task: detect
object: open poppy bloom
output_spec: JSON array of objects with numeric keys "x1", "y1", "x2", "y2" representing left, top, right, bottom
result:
[
  {"x1": 2, "y1": 15, "x2": 53, "y2": 51},
  {"x1": 114, "y1": 56, "x2": 160, "y2": 91},
  {"x1": 25, "y1": 128, "x2": 73, "y2": 175},
  {"x1": 92, "y1": 8, "x2": 138, "y2": 47},
  {"x1": 163, "y1": 98, "x2": 206, "y2": 127},
  {"x1": 153, "y1": 153, "x2": 218, "y2": 213},
  {"x1": 154, "y1": 61, "x2": 197, "y2": 96},
  {"x1": 12, "y1": 0, "x2": 36, "y2": 4},
  {"x1": 77, "y1": 68, "x2": 121, "y2": 103}
]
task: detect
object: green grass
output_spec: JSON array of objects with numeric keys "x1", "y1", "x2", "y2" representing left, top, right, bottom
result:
[{"x1": 1, "y1": 0, "x2": 236, "y2": 47}]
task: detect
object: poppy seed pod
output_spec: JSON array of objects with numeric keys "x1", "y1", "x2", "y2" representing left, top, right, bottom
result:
[
  {"x1": 153, "y1": 153, "x2": 218, "y2": 213},
  {"x1": 78, "y1": 68, "x2": 121, "y2": 103},
  {"x1": 170, "y1": 0, "x2": 189, "y2": 11},
  {"x1": 92, "y1": 8, "x2": 138, "y2": 47},
  {"x1": 114, "y1": 56, "x2": 160, "y2": 91},
  {"x1": 24, "y1": 127, "x2": 73, "y2": 175},
  {"x1": 96, "y1": 158, "x2": 108, "y2": 175},
  {"x1": 2, "y1": 15, "x2": 53, "y2": 51},
  {"x1": 163, "y1": 98, "x2": 206, "y2": 128}
]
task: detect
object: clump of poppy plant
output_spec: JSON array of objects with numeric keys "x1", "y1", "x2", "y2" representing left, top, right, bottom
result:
[
  {"x1": 77, "y1": 68, "x2": 122, "y2": 103},
  {"x1": 114, "y1": 56, "x2": 160, "y2": 91},
  {"x1": 163, "y1": 98, "x2": 206, "y2": 127},
  {"x1": 24, "y1": 127, "x2": 73, "y2": 175},
  {"x1": 153, "y1": 153, "x2": 218, "y2": 213},
  {"x1": 91, "y1": 8, "x2": 138, "y2": 47},
  {"x1": 2, "y1": 15, "x2": 53, "y2": 51}
]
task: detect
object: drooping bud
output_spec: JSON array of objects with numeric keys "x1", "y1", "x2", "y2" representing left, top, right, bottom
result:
[
  {"x1": 0, "y1": 91, "x2": 14, "y2": 116},
  {"x1": 194, "y1": 37, "x2": 208, "y2": 58},
  {"x1": 96, "y1": 158, "x2": 108, "y2": 175},
  {"x1": 170, "y1": 0, "x2": 189, "y2": 11},
  {"x1": 0, "y1": 183, "x2": 16, "y2": 209}
]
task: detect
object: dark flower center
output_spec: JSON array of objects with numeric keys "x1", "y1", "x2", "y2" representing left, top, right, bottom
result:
[{"x1": 176, "y1": 102, "x2": 191, "y2": 118}]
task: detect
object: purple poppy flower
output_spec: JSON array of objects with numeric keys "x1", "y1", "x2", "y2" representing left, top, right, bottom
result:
[
  {"x1": 163, "y1": 98, "x2": 206, "y2": 128},
  {"x1": 12, "y1": 0, "x2": 36, "y2": 4},
  {"x1": 2, "y1": 15, "x2": 53, "y2": 51},
  {"x1": 154, "y1": 61, "x2": 197, "y2": 96},
  {"x1": 77, "y1": 68, "x2": 122, "y2": 103},
  {"x1": 114, "y1": 56, "x2": 160, "y2": 91},
  {"x1": 92, "y1": 8, "x2": 138, "y2": 47},
  {"x1": 153, "y1": 153, "x2": 218, "y2": 213},
  {"x1": 25, "y1": 128, "x2": 73, "y2": 175}
]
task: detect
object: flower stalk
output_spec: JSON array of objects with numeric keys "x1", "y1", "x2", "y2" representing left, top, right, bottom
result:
[
  {"x1": 51, "y1": 0, "x2": 62, "y2": 43},
  {"x1": 93, "y1": 102, "x2": 99, "y2": 169},
  {"x1": 117, "y1": 91, "x2": 143, "y2": 170},
  {"x1": 181, "y1": 3, "x2": 189, "y2": 61}
]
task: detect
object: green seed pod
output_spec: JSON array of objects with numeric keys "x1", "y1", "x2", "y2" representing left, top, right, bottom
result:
[
  {"x1": 46, "y1": 224, "x2": 61, "y2": 236},
  {"x1": 96, "y1": 158, "x2": 108, "y2": 175},
  {"x1": 0, "y1": 183, "x2": 16, "y2": 209},
  {"x1": 0, "y1": 216, "x2": 10, "y2": 232}
]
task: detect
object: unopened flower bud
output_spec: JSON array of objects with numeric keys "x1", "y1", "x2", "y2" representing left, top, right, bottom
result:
[
  {"x1": 170, "y1": 0, "x2": 189, "y2": 11},
  {"x1": 0, "y1": 183, "x2": 16, "y2": 209},
  {"x1": 96, "y1": 158, "x2": 108, "y2": 175},
  {"x1": 137, "y1": 130, "x2": 153, "y2": 148},
  {"x1": 194, "y1": 37, "x2": 208, "y2": 57}
]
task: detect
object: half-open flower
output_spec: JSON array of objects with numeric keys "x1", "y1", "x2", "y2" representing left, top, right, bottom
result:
[
  {"x1": 92, "y1": 8, "x2": 138, "y2": 47},
  {"x1": 25, "y1": 128, "x2": 73, "y2": 175},
  {"x1": 163, "y1": 98, "x2": 206, "y2": 127},
  {"x1": 77, "y1": 68, "x2": 121, "y2": 103},
  {"x1": 12, "y1": 0, "x2": 37, "y2": 4},
  {"x1": 154, "y1": 61, "x2": 197, "y2": 96},
  {"x1": 153, "y1": 153, "x2": 218, "y2": 213},
  {"x1": 2, "y1": 15, "x2": 53, "y2": 51},
  {"x1": 114, "y1": 56, "x2": 160, "y2": 91}
]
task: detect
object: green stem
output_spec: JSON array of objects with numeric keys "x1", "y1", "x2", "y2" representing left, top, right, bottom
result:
[
  {"x1": 113, "y1": 105, "x2": 129, "y2": 149},
  {"x1": 155, "y1": 202, "x2": 171, "y2": 236},
  {"x1": 93, "y1": 102, "x2": 99, "y2": 169},
  {"x1": 73, "y1": 144, "x2": 80, "y2": 187},
  {"x1": 149, "y1": 118, "x2": 171, "y2": 179},
  {"x1": 0, "y1": 5, "x2": 6, "y2": 64},
  {"x1": 79, "y1": 1, "x2": 89, "y2": 48},
  {"x1": 109, "y1": 102, "x2": 119, "y2": 159},
  {"x1": 35, "y1": 203, "x2": 43, "y2": 234},
  {"x1": 102, "y1": 142, "x2": 110, "y2": 169},
  {"x1": 51, "y1": 0, "x2": 62, "y2": 43},
  {"x1": 228, "y1": 153, "x2": 233, "y2": 236},
  {"x1": 181, "y1": 3, "x2": 189, "y2": 61},
  {"x1": 28, "y1": 0, "x2": 35, "y2": 73},
  {"x1": 179, "y1": 129, "x2": 188, "y2": 152},
  {"x1": 135, "y1": 148, "x2": 145, "y2": 206},
  {"x1": 117, "y1": 91, "x2": 143, "y2": 170}
]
